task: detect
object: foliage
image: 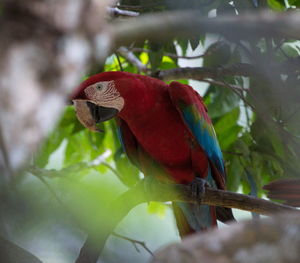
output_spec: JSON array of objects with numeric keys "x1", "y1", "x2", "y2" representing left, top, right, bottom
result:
[{"x1": 5, "y1": 0, "x2": 300, "y2": 262}]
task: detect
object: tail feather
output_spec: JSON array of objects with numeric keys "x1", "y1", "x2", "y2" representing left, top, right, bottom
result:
[
  {"x1": 216, "y1": 206, "x2": 235, "y2": 224},
  {"x1": 263, "y1": 179, "x2": 300, "y2": 207},
  {"x1": 172, "y1": 203, "x2": 194, "y2": 237},
  {"x1": 172, "y1": 202, "x2": 217, "y2": 238}
]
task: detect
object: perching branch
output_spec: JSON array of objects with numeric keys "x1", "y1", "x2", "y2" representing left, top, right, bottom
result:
[{"x1": 75, "y1": 179, "x2": 299, "y2": 263}]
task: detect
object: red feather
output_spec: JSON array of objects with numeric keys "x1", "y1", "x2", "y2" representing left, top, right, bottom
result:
[{"x1": 73, "y1": 72, "x2": 234, "y2": 236}]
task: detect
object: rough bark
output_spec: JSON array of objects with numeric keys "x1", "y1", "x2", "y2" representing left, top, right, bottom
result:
[
  {"x1": 0, "y1": 0, "x2": 114, "y2": 176},
  {"x1": 152, "y1": 213, "x2": 300, "y2": 263}
]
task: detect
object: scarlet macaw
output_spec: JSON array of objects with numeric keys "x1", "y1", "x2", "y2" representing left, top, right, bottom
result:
[{"x1": 72, "y1": 71, "x2": 234, "y2": 236}]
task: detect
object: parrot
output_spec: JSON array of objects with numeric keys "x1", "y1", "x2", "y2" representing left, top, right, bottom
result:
[
  {"x1": 263, "y1": 179, "x2": 300, "y2": 207},
  {"x1": 72, "y1": 71, "x2": 234, "y2": 236}
]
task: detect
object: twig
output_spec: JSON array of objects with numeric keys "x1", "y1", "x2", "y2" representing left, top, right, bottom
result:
[
  {"x1": 112, "y1": 232, "x2": 154, "y2": 256},
  {"x1": 75, "y1": 179, "x2": 299, "y2": 263},
  {"x1": 218, "y1": 79, "x2": 256, "y2": 111},
  {"x1": 115, "y1": 53, "x2": 124, "y2": 71},
  {"x1": 101, "y1": 162, "x2": 125, "y2": 182},
  {"x1": 153, "y1": 63, "x2": 257, "y2": 82},
  {"x1": 283, "y1": 105, "x2": 300, "y2": 123},
  {"x1": 129, "y1": 47, "x2": 206, "y2": 60},
  {"x1": 117, "y1": 46, "x2": 148, "y2": 73},
  {"x1": 201, "y1": 79, "x2": 246, "y2": 92},
  {"x1": 115, "y1": 4, "x2": 164, "y2": 11},
  {"x1": 107, "y1": 7, "x2": 139, "y2": 17},
  {"x1": 33, "y1": 174, "x2": 67, "y2": 209},
  {"x1": 130, "y1": 41, "x2": 228, "y2": 60}
]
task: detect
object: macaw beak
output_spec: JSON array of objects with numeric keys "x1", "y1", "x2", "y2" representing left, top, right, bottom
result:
[
  {"x1": 73, "y1": 100, "x2": 119, "y2": 132},
  {"x1": 86, "y1": 101, "x2": 119, "y2": 123}
]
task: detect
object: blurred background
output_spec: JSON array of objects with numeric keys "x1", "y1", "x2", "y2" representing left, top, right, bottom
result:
[{"x1": 1, "y1": 0, "x2": 300, "y2": 262}]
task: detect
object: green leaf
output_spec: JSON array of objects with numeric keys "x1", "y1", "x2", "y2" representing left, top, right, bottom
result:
[
  {"x1": 149, "y1": 41, "x2": 164, "y2": 71},
  {"x1": 226, "y1": 155, "x2": 243, "y2": 192},
  {"x1": 281, "y1": 43, "x2": 300, "y2": 57},
  {"x1": 177, "y1": 38, "x2": 189, "y2": 55},
  {"x1": 251, "y1": 118, "x2": 285, "y2": 157},
  {"x1": 114, "y1": 152, "x2": 140, "y2": 187},
  {"x1": 34, "y1": 106, "x2": 83, "y2": 168},
  {"x1": 163, "y1": 41, "x2": 178, "y2": 64},
  {"x1": 203, "y1": 41, "x2": 231, "y2": 67},
  {"x1": 189, "y1": 37, "x2": 199, "y2": 51},
  {"x1": 147, "y1": 202, "x2": 167, "y2": 218},
  {"x1": 214, "y1": 107, "x2": 242, "y2": 149},
  {"x1": 29, "y1": 163, "x2": 96, "y2": 180},
  {"x1": 267, "y1": 0, "x2": 285, "y2": 10},
  {"x1": 205, "y1": 83, "x2": 240, "y2": 118}
]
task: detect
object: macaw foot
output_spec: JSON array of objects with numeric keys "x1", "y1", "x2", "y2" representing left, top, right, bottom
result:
[{"x1": 188, "y1": 177, "x2": 209, "y2": 202}]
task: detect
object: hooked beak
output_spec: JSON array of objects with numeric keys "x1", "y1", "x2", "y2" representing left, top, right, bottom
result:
[
  {"x1": 73, "y1": 100, "x2": 119, "y2": 132},
  {"x1": 86, "y1": 101, "x2": 118, "y2": 123}
]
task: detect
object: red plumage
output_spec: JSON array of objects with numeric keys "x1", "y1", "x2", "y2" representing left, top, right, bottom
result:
[{"x1": 73, "y1": 71, "x2": 234, "y2": 235}]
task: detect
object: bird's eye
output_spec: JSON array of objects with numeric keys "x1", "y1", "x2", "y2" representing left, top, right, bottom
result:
[{"x1": 96, "y1": 84, "x2": 103, "y2": 91}]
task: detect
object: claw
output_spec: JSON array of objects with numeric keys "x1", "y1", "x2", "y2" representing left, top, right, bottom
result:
[{"x1": 188, "y1": 177, "x2": 209, "y2": 201}]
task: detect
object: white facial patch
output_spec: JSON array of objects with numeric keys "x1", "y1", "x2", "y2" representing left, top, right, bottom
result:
[
  {"x1": 73, "y1": 100, "x2": 98, "y2": 131},
  {"x1": 84, "y1": 80, "x2": 124, "y2": 111}
]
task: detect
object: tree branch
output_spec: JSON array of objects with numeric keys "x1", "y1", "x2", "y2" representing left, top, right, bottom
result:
[
  {"x1": 112, "y1": 232, "x2": 154, "y2": 256},
  {"x1": 75, "y1": 180, "x2": 299, "y2": 263},
  {"x1": 201, "y1": 79, "x2": 246, "y2": 92},
  {"x1": 129, "y1": 47, "x2": 209, "y2": 60},
  {"x1": 111, "y1": 10, "x2": 300, "y2": 49},
  {"x1": 107, "y1": 7, "x2": 139, "y2": 17},
  {"x1": 153, "y1": 63, "x2": 257, "y2": 82},
  {"x1": 152, "y1": 213, "x2": 300, "y2": 263},
  {"x1": 117, "y1": 46, "x2": 148, "y2": 73},
  {"x1": 0, "y1": 236, "x2": 43, "y2": 263}
]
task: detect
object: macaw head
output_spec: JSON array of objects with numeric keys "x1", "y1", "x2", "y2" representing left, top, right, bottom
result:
[
  {"x1": 71, "y1": 72, "x2": 126, "y2": 131},
  {"x1": 71, "y1": 71, "x2": 156, "y2": 132}
]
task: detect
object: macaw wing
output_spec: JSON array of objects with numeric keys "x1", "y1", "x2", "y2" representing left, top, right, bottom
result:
[
  {"x1": 168, "y1": 81, "x2": 226, "y2": 187},
  {"x1": 116, "y1": 118, "x2": 140, "y2": 169}
]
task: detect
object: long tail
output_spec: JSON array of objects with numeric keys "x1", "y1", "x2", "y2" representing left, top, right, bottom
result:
[
  {"x1": 172, "y1": 203, "x2": 234, "y2": 237},
  {"x1": 172, "y1": 166, "x2": 235, "y2": 237},
  {"x1": 263, "y1": 179, "x2": 300, "y2": 207},
  {"x1": 172, "y1": 202, "x2": 216, "y2": 237}
]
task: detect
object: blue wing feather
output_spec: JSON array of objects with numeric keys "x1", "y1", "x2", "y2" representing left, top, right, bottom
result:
[
  {"x1": 182, "y1": 105, "x2": 225, "y2": 175},
  {"x1": 168, "y1": 82, "x2": 225, "y2": 179}
]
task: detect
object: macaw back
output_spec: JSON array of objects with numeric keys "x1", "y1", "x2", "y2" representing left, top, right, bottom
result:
[{"x1": 113, "y1": 74, "x2": 234, "y2": 235}]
